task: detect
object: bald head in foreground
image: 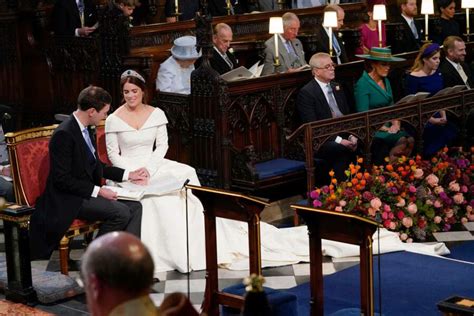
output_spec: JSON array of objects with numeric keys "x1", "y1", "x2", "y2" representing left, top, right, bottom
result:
[{"x1": 81, "y1": 232, "x2": 156, "y2": 316}]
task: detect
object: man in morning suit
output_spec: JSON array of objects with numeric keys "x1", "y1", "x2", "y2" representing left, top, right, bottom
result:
[
  {"x1": 296, "y1": 53, "x2": 357, "y2": 181},
  {"x1": 390, "y1": 0, "x2": 422, "y2": 54},
  {"x1": 196, "y1": 23, "x2": 238, "y2": 75},
  {"x1": 262, "y1": 12, "x2": 308, "y2": 75},
  {"x1": 52, "y1": 0, "x2": 98, "y2": 36},
  {"x1": 29, "y1": 86, "x2": 146, "y2": 260},
  {"x1": 439, "y1": 36, "x2": 473, "y2": 88},
  {"x1": 314, "y1": 5, "x2": 348, "y2": 65}
]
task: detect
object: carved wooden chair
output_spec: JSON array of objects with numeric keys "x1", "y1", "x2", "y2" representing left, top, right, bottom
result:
[{"x1": 5, "y1": 125, "x2": 100, "y2": 275}]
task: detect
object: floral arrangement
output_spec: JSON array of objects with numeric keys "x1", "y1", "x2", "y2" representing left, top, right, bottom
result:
[{"x1": 310, "y1": 147, "x2": 474, "y2": 242}]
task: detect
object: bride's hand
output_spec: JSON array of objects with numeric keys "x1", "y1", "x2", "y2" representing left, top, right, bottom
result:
[
  {"x1": 131, "y1": 178, "x2": 149, "y2": 186},
  {"x1": 129, "y1": 168, "x2": 150, "y2": 181}
]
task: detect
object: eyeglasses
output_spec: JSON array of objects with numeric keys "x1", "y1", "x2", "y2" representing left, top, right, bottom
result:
[{"x1": 313, "y1": 63, "x2": 337, "y2": 70}]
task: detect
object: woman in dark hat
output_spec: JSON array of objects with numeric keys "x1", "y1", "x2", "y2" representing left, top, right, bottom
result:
[
  {"x1": 406, "y1": 43, "x2": 458, "y2": 156},
  {"x1": 432, "y1": 0, "x2": 460, "y2": 44},
  {"x1": 354, "y1": 47, "x2": 414, "y2": 164}
]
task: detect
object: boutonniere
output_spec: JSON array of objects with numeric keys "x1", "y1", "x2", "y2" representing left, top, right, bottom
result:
[
  {"x1": 334, "y1": 85, "x2": 341, "y2": 91},
  {"x1": 228, "y1": 47, "x2": 234, "y2": 54},
  {"x1": 337, "y1": 32, "x2": 343, "y2": 38}
]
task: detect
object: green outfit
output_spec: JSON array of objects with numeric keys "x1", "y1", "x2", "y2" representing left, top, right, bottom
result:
[{"x1": 354, "y1": 71, "x2": 408, "y2": 145}]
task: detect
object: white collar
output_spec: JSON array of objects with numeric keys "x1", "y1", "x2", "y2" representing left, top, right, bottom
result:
[
  {"x1": 73, "y1": 112, "x2": 87, "y2": 132},
  {"x1": 446, "y1": 57, "x2": 461, "y2": 69},
  {"x1": 401, "y1": 14, "x2": 414, "y2": 24}
]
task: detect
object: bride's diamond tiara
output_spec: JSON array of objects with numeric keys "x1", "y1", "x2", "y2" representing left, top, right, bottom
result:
[{"x1": 121, "y1": 69, "x2": 146, "y2": 84}]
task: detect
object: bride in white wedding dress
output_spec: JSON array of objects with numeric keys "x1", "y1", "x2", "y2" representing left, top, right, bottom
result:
[{"x1": 105, "y1": 70, "x2": 450, "y2": 277}]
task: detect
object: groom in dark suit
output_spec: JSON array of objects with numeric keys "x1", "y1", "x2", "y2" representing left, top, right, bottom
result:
[
  {"x1": 52, "y1": 0, "x2": 98, "y2": 37},
  {"x1": 296, "y1": 52, "x2": 358, "y2": 181},
  {"x1": 29, "y1": 86, "x2": 147, "y2": 260}
]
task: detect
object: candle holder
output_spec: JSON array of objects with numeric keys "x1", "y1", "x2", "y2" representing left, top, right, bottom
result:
[
  {"x1": 226, "y1": 0, "x2": 232, "y2": 15},
  {"x1": 373, "y1": 4, "x2": 386, "y2": 48},
  {"x1": 421, "y1": 0, "x2": 434, "y2": 43},
  {"x1": 462, "y1": 0, "x2": 474, "y2": 41},
  {"x1": 323, "y1": 11, "x2": 338, "y2": 57},
  {"x1": 269, "y1": 17, "x2": 283, "y2": 71}
]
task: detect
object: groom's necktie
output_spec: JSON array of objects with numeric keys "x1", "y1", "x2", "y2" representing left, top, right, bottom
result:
[{"x1": 82, "y1": 127, "x2": 96, "y2": 162}]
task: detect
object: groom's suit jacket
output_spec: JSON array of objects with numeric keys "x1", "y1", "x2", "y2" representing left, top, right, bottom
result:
[
  {"x1": 29, "y1": 116, "x2": 125, "y2": 259},
  {"x1": 262, "y1": 35, "x2": 306, "y2": 75}
]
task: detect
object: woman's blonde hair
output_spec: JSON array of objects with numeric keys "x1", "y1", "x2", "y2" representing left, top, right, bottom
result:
[{"x1": 410, "y1": 42, "x2": 441, "y2": 72}]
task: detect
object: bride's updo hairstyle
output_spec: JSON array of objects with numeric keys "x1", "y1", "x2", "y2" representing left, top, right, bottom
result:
[{"x1": 120, "y1": 69, "x2": 148, "y2": 104}]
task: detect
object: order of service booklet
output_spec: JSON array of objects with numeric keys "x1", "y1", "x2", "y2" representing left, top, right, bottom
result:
[{"x1": 103, "y1": 175, "x2": 186, "y2": 201}]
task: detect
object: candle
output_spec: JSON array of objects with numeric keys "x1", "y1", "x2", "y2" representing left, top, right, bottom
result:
[
  {"x1": 378, "y1": 20, "x2": 382, "y2": 47},
  {"x1": 274, "y1": 34, "x2": 279, "y2": 60},
  {"x1": 175, "y1": 0, "x2": 178, "y2": 12},
  {"x1": 425, "y1": 14, "x2": 429, "y2": 41},
  {"x1": 328, "y1": 28, "x2": 333, "y2": 56},
  {"x1": 468, "y1": 8, "x2": 471, "y2": 33}
]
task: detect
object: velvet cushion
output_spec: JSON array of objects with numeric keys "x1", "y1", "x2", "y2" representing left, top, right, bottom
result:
[
  {"x1": 254, "y1": 159, "x2": 305, "y2": 180},
  {"x1": 222, "y1": 283, "x2": 298, "y2": 316},
  {"x1": 15, "y1": 139, "x2": 50, "y2": 206}
]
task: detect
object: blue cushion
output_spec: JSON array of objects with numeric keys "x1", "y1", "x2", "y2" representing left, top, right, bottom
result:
[
  {"x1": 254, "y1": 159, "x2": 305, "y2": 180},
  {"x1": 222, "y1": 283, "x2": 298, "y2": 316}
]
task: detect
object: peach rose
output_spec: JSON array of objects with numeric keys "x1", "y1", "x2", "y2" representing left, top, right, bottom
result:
[
  {"x1": 434, "y1": 216, "x2": 442, "y2": 224},
  {"x1": 396, "y1": 198, "x2": 406, "y2": 207},
  {"x1": 414, "y1": 168, "x2": 424, "y2": 179},
  {"x1": 426, "y1": 174, "x2": 439, "y2": 187},
  {"x1": 449, "y1": 181, "x2": 460, "y2": 192},
  {"x1": 402, "y1": 217, "x2": 413, "y2": 228},
  {"x1": 461, "y1": 217, "x2": 468, "y2": 224},
  {"x1": 434, "y1": 200, "x2": 442, "y2": 208},
  {"x1": 370, "y1": 197, "x2": 382, "y2": 210},
  {"x1": 389, "y1": 221, "x2": 397, "y2": 230},
  {"x1": 335, "y1": 206, "x2": 343, "y2": 212},
  {"x1": 434, "y1": 186, "x2": 444, "y2": 194},
  {"x1": 339, "y1": 200, "x2": 347, "y2": 207},
  {"x1": 407, "y1": 202, "x2": 418, "y2": 215},
  {"x1": 453, "y1": 193, "x2": 464, "y2": 204}
]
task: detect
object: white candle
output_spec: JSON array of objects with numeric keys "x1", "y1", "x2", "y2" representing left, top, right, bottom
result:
[
  {"x1": 468, "y1": 8, "x2": 471, "y2": 33},
  {"x1": 378, "y1": 20, "x2": 382, "y2": 47},
  {"x1": 274, "y1": 34, "x2": 279, "y2": 59},
  {"x1": 175, "y1": 0, "x2": 178, "y2": 12},
  {"x1": 425, "y1": 14, "x2": 429, "y2": 40},
  {"x1": 328, "y1": 28, "x2": 333, "y2": 56}
]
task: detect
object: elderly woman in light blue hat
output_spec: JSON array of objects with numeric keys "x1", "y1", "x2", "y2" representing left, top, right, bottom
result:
[
  {"x1": 354, "y1": 47, "x2": 414, "y2": 164},
  {"x1": 156, "y1": 35, "x2": 202, "y2": 94}
]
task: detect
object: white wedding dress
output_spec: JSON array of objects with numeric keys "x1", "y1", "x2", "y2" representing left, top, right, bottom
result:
[{"x1": 105, "y1": 108, "x2": 450, "y2": 277}]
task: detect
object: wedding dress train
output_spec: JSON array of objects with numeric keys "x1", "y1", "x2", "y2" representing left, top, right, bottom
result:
[{"x1": 105, "y1": 108, "x2": 450, "y2": 277}]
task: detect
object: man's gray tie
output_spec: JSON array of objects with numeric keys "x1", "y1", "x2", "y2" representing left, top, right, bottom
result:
[
  {"x1": 410, "y1": 20, "x2": 418, "y2": 39},
  {"x1": 223, "y1": 53, "x2": 234, "y2": 69},
  {"x1": 77, "y1": 0, "x2": 85, "y2": 27},
  {"x1": 457, "y1": 64, "x2": 471, "y2": 89},
  {"x1": 326, "y1": 84, "x2": 343, "y2": 118}
]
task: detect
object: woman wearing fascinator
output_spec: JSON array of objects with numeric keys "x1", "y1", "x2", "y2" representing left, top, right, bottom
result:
[{"x1": 405, "y1": 43, "x2": 457, "y2": 156}]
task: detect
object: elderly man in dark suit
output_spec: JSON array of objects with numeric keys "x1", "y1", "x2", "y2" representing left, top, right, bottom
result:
[
  {"x1": 29, "y1": 86, "x2": 146, "y2": 260},
  {"x1": 314, "y1": 5, "x2": 348, "y2": 64},
  {"x1": 262, "y1": 12, "x2": 308, "y2": 75},
  {"x1": 52, "y1": 0, "x2": 98, "y2": 36},
  {"x1": 439, "y1": 36, "x2": 473, "y2": 88},
  {"x1": 296, "y1": 52, "x2": 357, "y2": 181},
  {"x1": 391, "y1": 0, "x2": 423, "y2": 54}
]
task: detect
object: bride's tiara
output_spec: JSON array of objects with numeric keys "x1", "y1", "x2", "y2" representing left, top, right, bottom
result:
[{"x1": 121, "y1": 69, "x2": 146, "y2": 84}]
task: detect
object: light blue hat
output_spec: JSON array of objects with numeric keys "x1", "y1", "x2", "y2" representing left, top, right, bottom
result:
[{"x1": 171, "y1": 36, "x2": 202, "y2": 60}]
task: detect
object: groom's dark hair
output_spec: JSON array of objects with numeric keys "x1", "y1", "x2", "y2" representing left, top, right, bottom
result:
[{"x1": 77, "y1": 85, "x2": 112, "y2": 112}]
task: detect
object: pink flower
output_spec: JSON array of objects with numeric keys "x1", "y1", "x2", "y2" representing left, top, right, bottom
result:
[
  {"x1": 449, "y1": 181, "x2": 460, "y2": 192},
  {"x1": 383, "y1": 220, "x2": 391, "y2": 228},
  {"x1": 368, "y1": 207, "x2": 376, "y2": 217},
  {"x1": 426, "y1": 174, "x2": 439, "y2": 187},
  {"x1": 402, "y1": 217, "x2": 413, "y2": 228},
  {"x1": 426, "y1": 199, "x2": 433, "y2": 205},
  {"x1": 313, "y1": 200, "x2": 322, "y2": 207},
  {"x1": 434, "y1": 216, "x2": 442, "y2": 224},
  {"x1": 409, "y1": 185, "x2": 417, "y2": 193},
  {"x1": 370, "y1": 198, "x2": 382, "y2": 210},
  {"x1": 339, "y1": 200, "x2": 347, "y2": 207},
  {"x1": 467, "y1": 205, "x2": 473, "y2": 213},
  {"x1": 400, "y1": 233, "x2": 408, "y2": 241},
  {"x1": 468, "y1": 214, "x2": 474, "y2": 221},
  {"x1": 396, "y1": 198, "x2": 406, "y2": 207},
  {"x1": 310, "y1": 190, "x2": 320, "y2": 199},
  {"x1": 335, "y1": 206, "x2": 343, "y2": 212},
  {"x1": 453, "y1": 193, "x2": 464, "y2": 204},
  {"x1": 461, "y1": 185, "x2": 468, "y2": 193},
  {"x1": 397, "y1": 211, "x2": 405, "y2": 220},
  {"x1": 406, "y1": 238, "x2": 413, "y2": 243},
  {"x1": 414, "y1": 168, "x2": 424, "y2": 179},
  {"x1": 461, "y1": 217, "x2": 468, "y2": 224},
  {"x1": 389, "y1": 221, "x2": 397, "y2": 230},
  {"x1": 434, "y1": 200, "x2": 442, "y2": 208},
  {"x1": 407, "y1": 202, "x2": 418, "y2": 215},
  {"x1": 445, "y1": 209, "x2": 454, "y2": 218},
  {"x1": 383, "y1": 204, "x2": 391, "y2": 212}
]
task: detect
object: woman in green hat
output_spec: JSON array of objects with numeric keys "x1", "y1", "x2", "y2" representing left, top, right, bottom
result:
[{"x1": 354, "y1": 47, "x2": 414, "y2": 164}]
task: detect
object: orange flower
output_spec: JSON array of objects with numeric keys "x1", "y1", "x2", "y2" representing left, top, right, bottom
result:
[
  {"x1": 364, "y1": 172, "x2": 371, "y2": 179},
  {"x1": 386, "y1": 164, "x2": 394, "y2": 171},
  {"x1": 351, "y1": 178, "x2": 358, "y2": 185},
  {"x1": 357, "y1": 157, "x2": 363, "y2": 164},
  {"x1": 356, "y1": 172, "x2": 363, "y2": 179},
  {"x1": 328, "y1": 170, "x2": 335, "y2": 178},
  {"x1": 360, "y1": 179, "x2": 366, "y2": 186},
  {"x1": 409, "y1": 159, "x2": 415, "y2": 166},
  {"x1": 331, "y1": 178, "x2": 338, "y2": 185}
]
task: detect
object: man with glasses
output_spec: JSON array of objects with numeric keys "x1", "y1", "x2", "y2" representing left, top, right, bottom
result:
[
  {"x1": 262, "y1": 12, "x2": 308, "y2": 75},
  {"x1": 296, "y1": 53, "x2": 357, "y2": 181}
]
